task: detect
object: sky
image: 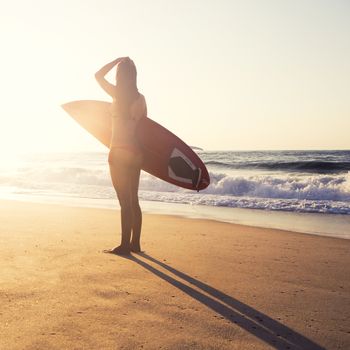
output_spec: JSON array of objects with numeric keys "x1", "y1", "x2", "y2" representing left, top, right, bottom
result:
[{"x1": 0, "y1": 0, "x2": 349, "y2": 154}]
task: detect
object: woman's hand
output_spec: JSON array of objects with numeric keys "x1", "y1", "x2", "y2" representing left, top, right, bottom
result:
[
  {"x1": 116, "y1": 56, "x2": 128, "y2": 63},
  {"x1": 96, "y1": 58, "x2": 123, "y2": 78}
]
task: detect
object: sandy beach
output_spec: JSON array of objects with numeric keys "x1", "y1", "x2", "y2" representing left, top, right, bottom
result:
[{"x1": 0, "y1": 199, "x2": 349, "y2": 350}]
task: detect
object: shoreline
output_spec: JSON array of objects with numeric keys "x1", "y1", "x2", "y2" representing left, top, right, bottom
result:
[
  {"x1": 1, "y1": 194, "x2": 349, "y2": 240},
  {"x1": 0, "y1": 199, "x2": 349, "y2": 349}
]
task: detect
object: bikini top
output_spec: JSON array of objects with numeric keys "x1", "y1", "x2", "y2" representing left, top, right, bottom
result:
[{"x1": 110, "y1": 94, "x2": 147, "y2": 121}]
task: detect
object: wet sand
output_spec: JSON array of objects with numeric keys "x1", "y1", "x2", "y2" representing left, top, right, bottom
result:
[{"x1": 0, "y1": 200, "x2": 349, "y2": 349}]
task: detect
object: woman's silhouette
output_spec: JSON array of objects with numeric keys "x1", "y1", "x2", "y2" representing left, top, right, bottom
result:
[{"x1": 95, "y1": 57, "x2": 147, "y2": 255}]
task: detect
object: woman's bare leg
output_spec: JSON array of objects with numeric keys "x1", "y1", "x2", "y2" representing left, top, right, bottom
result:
[
  {"x1": 130, "y1": 166, "x2": 142, "y2": 252},
  {"x1": 109, "y1": 156, "x2": 133, "y2": 254}
]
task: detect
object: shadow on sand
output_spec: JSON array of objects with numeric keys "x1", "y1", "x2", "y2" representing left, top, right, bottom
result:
[{"x1": 124, "y1": 253, "x2": 325, "y2": 350}]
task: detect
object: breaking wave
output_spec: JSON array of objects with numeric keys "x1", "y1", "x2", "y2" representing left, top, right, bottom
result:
[{"x1": 1, "y1": 150, "x2": 349, "y2": 215}]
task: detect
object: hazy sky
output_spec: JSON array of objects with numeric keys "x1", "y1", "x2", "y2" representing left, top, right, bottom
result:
[{"x1": 1, "y1": 0, "x2": 349, "y2": 154}]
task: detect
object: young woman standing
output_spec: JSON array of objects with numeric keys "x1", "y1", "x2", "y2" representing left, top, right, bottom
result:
[{"x1": 95, "y1": 57, "x2": 147, "y2": 255}]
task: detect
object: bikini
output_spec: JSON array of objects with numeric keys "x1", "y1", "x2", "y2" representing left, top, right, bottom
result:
[{"x1": 109, "y1": 144, "x2": 142, "y2": 156}]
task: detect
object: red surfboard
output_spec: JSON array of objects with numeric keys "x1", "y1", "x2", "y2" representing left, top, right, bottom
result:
[{"x1": 61, "y1": 100, "x2": 210, "y2": 191}]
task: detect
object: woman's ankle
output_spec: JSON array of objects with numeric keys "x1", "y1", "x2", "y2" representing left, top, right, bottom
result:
[{"x1": 130, "y1": 241, "x2": 141, "y2": 252}]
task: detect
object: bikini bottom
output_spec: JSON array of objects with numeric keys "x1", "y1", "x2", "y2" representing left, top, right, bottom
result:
[{"x1": 108, "y1": 146, "x2": 143, "y2": 168}]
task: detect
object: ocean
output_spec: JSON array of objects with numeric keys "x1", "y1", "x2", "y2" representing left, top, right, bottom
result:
[{"x1": 1, "y1": 150, "x2": 349, "y2": 239}]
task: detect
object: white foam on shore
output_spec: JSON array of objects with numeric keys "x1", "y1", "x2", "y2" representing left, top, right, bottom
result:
[
  {"x1": 1, "y1": 192, "x2": 349, "y2": 240},
  {"x1": 1, "y1": 168, "x2": 350, "y2": 214}
]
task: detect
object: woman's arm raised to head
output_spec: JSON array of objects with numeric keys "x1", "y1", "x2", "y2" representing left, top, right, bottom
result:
[{"x1": 95, "y1": 57, "x2": 125, "y2": 97}]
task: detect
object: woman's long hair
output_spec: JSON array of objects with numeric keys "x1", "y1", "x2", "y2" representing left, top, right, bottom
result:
[{"x1": 115, "y1": 58, "x2": 139, "y2": 118}]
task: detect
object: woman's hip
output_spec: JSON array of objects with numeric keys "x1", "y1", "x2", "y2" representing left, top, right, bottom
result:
[{"x1": 108, "y1": 146, "x2": 143, "y2": 168}]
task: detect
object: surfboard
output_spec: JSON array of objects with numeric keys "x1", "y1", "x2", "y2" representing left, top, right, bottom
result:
[{"x1": 61, "y1": 100, "x2": 210, "y2": 191}]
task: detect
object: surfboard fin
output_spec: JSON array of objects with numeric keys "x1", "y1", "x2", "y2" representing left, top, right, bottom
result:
[{"x1": 168, "y1": 156, "x2": 202, "y2": 191}]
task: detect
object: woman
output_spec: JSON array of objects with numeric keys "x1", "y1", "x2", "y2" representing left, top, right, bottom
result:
[{"x1": 95, "y1": 57, "x2": 147, "y2": 255}]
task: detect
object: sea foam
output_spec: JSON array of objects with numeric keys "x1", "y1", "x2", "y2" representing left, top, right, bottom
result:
[{"x1": 0, "y1": 151, "x2": 350, "y2": 215}]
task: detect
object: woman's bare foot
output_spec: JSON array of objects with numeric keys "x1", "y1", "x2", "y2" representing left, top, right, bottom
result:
[{"x1": 105, "y1": 245, "x2": 131, "y2": 255}]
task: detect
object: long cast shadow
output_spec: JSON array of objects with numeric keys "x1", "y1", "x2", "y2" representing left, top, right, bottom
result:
[{"x1": 128, "y1": 253, "x2": 325, "y2": 350}]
